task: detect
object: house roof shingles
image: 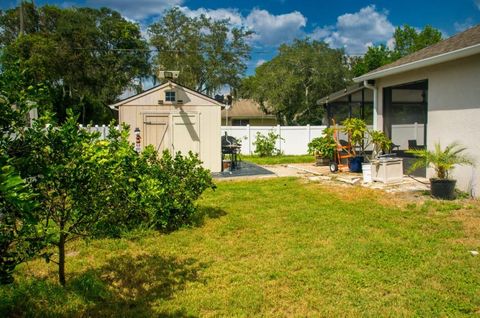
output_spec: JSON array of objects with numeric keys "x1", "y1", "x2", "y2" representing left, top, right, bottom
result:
[
  {"x1": 221, "y1": 99, "x2": 275, "y2": 118},
  {"x1": 360, "y1": 24, "x2": 480, "y2": 78}
]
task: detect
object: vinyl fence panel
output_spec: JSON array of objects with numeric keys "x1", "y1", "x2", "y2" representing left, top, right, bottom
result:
[{"x1": 221, "y1": 125, "x2": 328, "y2": 155}]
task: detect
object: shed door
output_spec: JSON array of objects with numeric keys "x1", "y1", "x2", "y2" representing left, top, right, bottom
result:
[
  {"x1": 172, "y1": 113, "x2": 200, "y2": 155},
  {"x1": 143, "y1": 114, "x2": 170, "y2": 153}
]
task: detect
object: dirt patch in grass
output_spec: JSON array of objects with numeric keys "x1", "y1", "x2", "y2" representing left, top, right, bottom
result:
[
  {"x1": 448, "y1": 203, "x2": 480, "y2": 246},
  {"x1": 304, "y1": 177, "x2": 429, "y2": 210}
]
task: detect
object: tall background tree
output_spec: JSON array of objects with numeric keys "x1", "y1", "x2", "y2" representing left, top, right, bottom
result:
[
  {"x1": 240, "y1": 39, "x2": 350, "y2": 125},
  {"x1": 352, "y1": 24, "x2": 443, "y2": 77},
  {"x1": 148, "y1": 7, "x2": 252, "y2": 95},
  {"x1": 0, "y1": 4, "x2": 150, "y2": 124}
]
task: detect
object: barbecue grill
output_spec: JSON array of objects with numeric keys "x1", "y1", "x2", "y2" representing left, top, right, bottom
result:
[{"x1": 221, "y1": 133, "x2": 241, "y2": 171}]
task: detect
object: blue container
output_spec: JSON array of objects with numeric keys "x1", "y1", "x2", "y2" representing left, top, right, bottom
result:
[{"x1": 349, "y1": 156, "x2": 364, "y2": 173}]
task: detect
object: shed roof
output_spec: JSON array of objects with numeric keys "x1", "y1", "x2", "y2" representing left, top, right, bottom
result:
[
  {"x1": 354, "y1": 24, "x2": 480, "y2": 82},
  {"x1": 110, "y1": 81, "x2": 223, "y2": 109},
  {"x1": 221, "y1": 99, "x2": 275, "y2": 118}
]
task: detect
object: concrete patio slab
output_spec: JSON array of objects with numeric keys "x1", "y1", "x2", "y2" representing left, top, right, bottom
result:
[{"x1": 259, "y1": 162, "x2": 430, "y2": 194}]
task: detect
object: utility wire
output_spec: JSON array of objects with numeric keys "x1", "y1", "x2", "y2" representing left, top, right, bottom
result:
[{"x1": 67, "y1": 47, "x2": 366, "y2": 56}]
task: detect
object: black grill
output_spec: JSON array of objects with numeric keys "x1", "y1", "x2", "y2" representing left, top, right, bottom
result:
[{"x1": 221, "y1": 133, "x2": 241, "y2": 171}]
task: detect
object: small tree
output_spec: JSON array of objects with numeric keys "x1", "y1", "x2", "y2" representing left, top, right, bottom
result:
[
  {"x1": 253, "y1": 132, "x2": 283, "y2": 157},
  {"x1": 12, "y1": 111, "x2": 118, "y2": 285}
]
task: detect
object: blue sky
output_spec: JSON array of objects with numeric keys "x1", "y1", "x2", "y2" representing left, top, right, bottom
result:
[{"x1": 2, "y1": 0, "x2": 480, "y2": 74}]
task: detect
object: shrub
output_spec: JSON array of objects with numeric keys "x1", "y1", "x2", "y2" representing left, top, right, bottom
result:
[
  {"x1": 342, "y1": 118, "x2": 367, "y2": 156},
  {"x1": 9, "y1": 111, "x2": 122, "y2": 285},
  {"x1": 0, "y1": 156, "x2": 42, "y2": 285},
  {"x1": 8, "y1": 113, "x2": 216, "y2": 285},
  {"x1": 253, "y1": 132, "x2": 283, "y2": 157},
  {"x1": 138, "y1": 148, "x2": 215, "y2": 231},
  {"x1": 368, "y1": 129, "x2": 393, "y2": 158},
  {"x1": 307, "y1": 128, "x2": 336, "y2": 159}
]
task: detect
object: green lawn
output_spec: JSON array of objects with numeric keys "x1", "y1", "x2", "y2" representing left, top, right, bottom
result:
[
  {"x1": 1, "y1": 178, "x2": 479, "y2": 317},
  {"x1": 242, "y1": 154, "x2": 314, "y2": 165}
]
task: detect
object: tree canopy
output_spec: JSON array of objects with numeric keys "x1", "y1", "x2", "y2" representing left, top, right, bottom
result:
[
  {"x1": 239, "y1": 39, "x2": 350, "y2": 125},
  {"x1": 148, "y1": 7, "x2": 252, "y2": 95},
  {"x1": 0, "y1": 4, "x2": 150, "y2": 124},
  {"x1": 352, "y1": 25, "x2": 443, "y2": 77},
  {"x1": 393, "y1": 24, "x2": 442, "y2": 57}
]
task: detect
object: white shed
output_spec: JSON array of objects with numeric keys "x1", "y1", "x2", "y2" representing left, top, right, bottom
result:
[{"x1": 110, "y1": 81, "x2": 222, "y2": 172}]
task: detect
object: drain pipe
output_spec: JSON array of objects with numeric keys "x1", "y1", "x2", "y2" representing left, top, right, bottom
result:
[{"x1": 363, "y1": 80, "x2": 378, "y2": 131}]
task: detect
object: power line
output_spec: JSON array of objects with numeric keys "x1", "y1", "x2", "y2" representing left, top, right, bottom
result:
[
  {"x1": 68, "y1": 47, "x2": 366, "y2": 56},
  {"x1": 68, "y1": 47, "x2": 276, "y2": 54}
]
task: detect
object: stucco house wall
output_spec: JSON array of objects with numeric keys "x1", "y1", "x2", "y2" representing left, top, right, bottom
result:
[{"x1": 374, "y1": 54, "x2": 480, "y2": 196}]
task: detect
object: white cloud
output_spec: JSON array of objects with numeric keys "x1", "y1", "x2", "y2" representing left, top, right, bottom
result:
[
  {"x1": 245, "y1": 9, "x2": 307, "y2": 46},
  {"x1": 180, "y1": 7, "x2": 307, "y2": 47},
  {"x1": 180, "y1": 7, "x2": 243, "y2": 25},
  {"x1": 88, "y1": 0, "x2": 183, "y2": 20},
  {"x1": 310, "y1": 5, "x2": 395, "y2": 54}
]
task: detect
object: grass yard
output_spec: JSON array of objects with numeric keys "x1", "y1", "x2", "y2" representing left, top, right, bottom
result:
[
  {"x1": 242, "y1": 154, "x2": 314, "y2": 165},
  {"x1": 1, "y1": 178, "x2": 480, "y2": 317}
]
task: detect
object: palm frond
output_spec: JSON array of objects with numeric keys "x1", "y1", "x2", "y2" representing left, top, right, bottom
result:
[{"x1": 406, "y1": 141, "x2": 475, "y2": 178}]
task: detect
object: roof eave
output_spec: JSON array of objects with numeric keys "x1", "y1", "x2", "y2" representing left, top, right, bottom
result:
[
  {"x1": 316, "y1": 83, "x2": 365, "y2": 106},
  {"x1": 109, "y1": 80, "x2": 224, "y2": 108},
  {"x1": 353, "y1": 43, "x2": 480, "y2": 82}
]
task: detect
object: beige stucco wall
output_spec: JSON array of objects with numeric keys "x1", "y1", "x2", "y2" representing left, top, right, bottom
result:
[
  {"x1": 118, "y1": 84, "x2": 221, "y2": 172},
  {"x1": 374, "y1": 54, "x2": 480, "y2": 196}
]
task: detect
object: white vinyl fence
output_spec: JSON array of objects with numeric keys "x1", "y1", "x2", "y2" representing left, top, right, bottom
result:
[
  {"x1": 87, "y1": 123, "x2": 420, "y2": 155},
  {"x1": 222, "y1": 125, "x2": 329, "y2": 155},
  {"x1": 79, "y1": 124, "x2": 117, "y2": 139},
  {"x1": 391, "y1": 123, "x2": 425, "y2": 150}
]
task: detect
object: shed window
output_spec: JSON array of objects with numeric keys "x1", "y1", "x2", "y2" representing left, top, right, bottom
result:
[{"x1": 165, "y1": 91, "x2": 176, "y2": 102}]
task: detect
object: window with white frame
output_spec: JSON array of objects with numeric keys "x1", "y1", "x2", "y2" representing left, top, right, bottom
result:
[{"x1": 165, "y1": 91, "x2": 176, "y2": 102}]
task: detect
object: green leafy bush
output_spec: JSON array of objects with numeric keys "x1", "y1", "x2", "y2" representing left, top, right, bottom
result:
[
  {"x1": 8, "y1": 111, "x2": 214, "y2": 285},
  {"x1": 342, "y1": 118, "x2": 367, "y2": 156},
  {"x1": 1, "y1": 67, "x2": 215, "y2": 285},
  {"x1": 0, "y1": 156, "x2": 42, "y2": 285},
  {"x1": 368, "y1": 130, "x2": 393, "y2": 157},
  {"x1": 307, "y1": 127, "x2": 336, "y2": 159},
  {"x1": 138, "y1": 148, "x2": 215, "y2": 231},
  {"x1": 253, "y1": 132, "x2": 283, "y2": 157}
]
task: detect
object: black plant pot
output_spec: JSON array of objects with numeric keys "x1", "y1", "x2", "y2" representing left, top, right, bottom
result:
[
  {"x1": 348, "y1": 156, "x2": 364, "y2": 173},
  {"x1": 430, "y1": 178, "x2": 457, "y2": 200}
]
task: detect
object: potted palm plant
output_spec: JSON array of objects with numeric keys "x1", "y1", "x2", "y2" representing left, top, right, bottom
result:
[
  {"x1": 308, "y1": 128, "x2": 336, "y2": 166},
  {"x1": 368, "y1": 130, "x2": 393, "y2": 158},
  {"x1": 342, "y1": 118, "x2": 367, "y2": 172},
  {"x1": 407, "y1": 142, "x2": 474, "y2": 200}
]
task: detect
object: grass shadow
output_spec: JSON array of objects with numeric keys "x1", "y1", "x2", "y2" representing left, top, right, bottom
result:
[
  {"x1": 190, "y1": 206, "x2": 227, "y2": 227},
  {"x1": 82, "y1": 254, "x2": 206, "y2": 317},
  {"x1": 1, "y1": 254, "x2": 206, "y2": 317}
]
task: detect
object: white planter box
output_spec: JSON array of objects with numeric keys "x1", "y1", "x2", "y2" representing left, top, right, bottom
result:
[{"x1": 371, "y1": 158, "x2": 403, "y2": 184}]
